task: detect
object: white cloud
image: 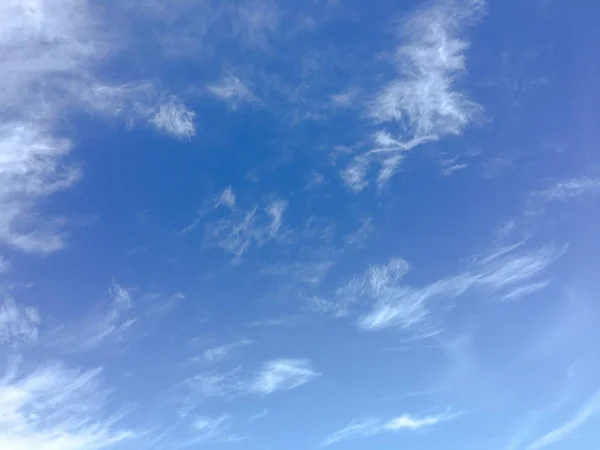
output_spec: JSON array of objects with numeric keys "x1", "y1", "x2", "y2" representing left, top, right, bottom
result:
[
  {"x1": 527, "y1": 390, "x2": 600, "y2": 450},
  {"x1": 0, "y1": 124, "x2": 81, "y2": 253},
  {"x1": 0, "y1": 297, "x2": 40, "y2": 345},
  {"x1": 52, "y1": 283, "x2": 137, "y2": 352},
  {"x1": 321, "y1": 410, "x2": 456, "y2": 446},
  {"x1": 151, "y1": 100, "x2": 196, "y2": 138},
  {"x1": 261, "y1": 255, "x2": 335, "y2": 286},
  {"x1": 342, "y1": 0, "x2": 484, "y2": 190},
  {"x1": 329, "y1": 88, "x2": 359, "y2": 108},
  {"x1": 248, "y1": 359, "x2": 320, "y2": 395},
  {"x1": 183, "y1": 359, "x2": 319, "y2": 405},
  {"x1": 205, "y1": 199, "x2": 288, "y2": 261},
  {"x1": 217, "y1": 187, "x2": 237, "y2": 209},
  {"x1": 440, "y1": 155, "x2": 468, "y2": 175},
  {"x1": 203, "y1": 339, "x2": 252, "y2": 363},
  {"x1": 534, "y1": 177, "x2": 600, "y2": 201},
  {"x1": 0, "y1": 362, "x2": 134, "y2": 450},
  {"x1": 0, "y1": 0, "x2": 197, "y2": 253},
  {"x1": 208, "y1": 73, "x2": 258, "y2": 109},
  {"x1": 321, "y1": 242, "x2": 562, "y2": 332},
  {"x1": 185, "y1": 371, "x2": 238, "y2": 399},
  {"x1": 188, "y1": 413, "x2": 243, "y2": 443},
  {"x1": 344, "y1": 218, "x2": 374, "y2": 248}
]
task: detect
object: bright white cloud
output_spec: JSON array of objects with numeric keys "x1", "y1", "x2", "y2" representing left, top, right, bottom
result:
[
  {"x1": 0, "y1": 124, "x2": 80, "y2": 253},
  {"x1": 0, "y1": 0, "x2": 196, "y2": 253},
  {"x1": 320, "y1": 241, "x2": 562, "y2": 332},
  {"x1": 342, "y1": 0, "x2": 484, "y2": 190},
  {"x1": 248, "y1": 359, "x2": 320, "y2": 395},
  {"x1": 321, "y1": 410, "x2": 456, "y2": 446},
  {"x1": 151, "y1": 100, "x2": 197, "y2": 138},
  {"x1": 527, "y1": 390, "x2": 600, "y2": 450},
  {"x1": 0, "y1": 297, "x2": 40, "y2": 345},
  {"x1": 0, "y1": 362, "x2": 134, "y2": 450},
  {"x1": 208, "y1": 73, "x2": 258, "y2": 109}
]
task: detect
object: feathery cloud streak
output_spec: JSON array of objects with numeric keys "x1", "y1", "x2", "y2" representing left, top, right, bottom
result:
[
  {"x1": 321, "y1": 409, "x2": 457, "y2": 446},
  {"x1": 343, "y1": 0, "x2": 484, "y2": 190}
]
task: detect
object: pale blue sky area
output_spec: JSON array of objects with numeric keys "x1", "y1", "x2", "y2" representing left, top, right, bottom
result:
[{"x1": 1, "y1": 1, "x2": 600, "y2": 449}]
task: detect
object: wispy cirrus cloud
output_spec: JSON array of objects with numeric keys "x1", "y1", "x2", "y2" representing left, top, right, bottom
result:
[
  {"x1": 52, "y1": 282, "x2": 137, "y2": 352},
  {"x1": 188, "y1": 414, "x2": 244, "y2": 443},
  {"x1": 202, "y1": 339, "x2": 253, "y2": 363},
  {"x1": 204, "y1": 198, "x2": 288, "y2": 262},
  {"x1": 527, "y1": 390, "x2": 600, "y2": 450},
  {"x1": 359, "y1": 244, "x2": 563, "y2": 331},
  {"x1": 533, "y1": 177, "x2": 600, "y2": 201},
  {"x1": 247, "y1": 358, "x2": 320, "y2": 395},
  {"x1": 0, "y1": 0, "x2": 196, "y2": 252},
  {"x1": 184, "y1": 358, "x2": 319, "y2": 401},
  {"x1": 321, "y1": 409, "x2": 458, "y2": 446},
  {"x1": 0, "y1": 297, "x2": 40, "y2": 345},
  {"x1": 314, "y1": 240, "x2": 562, "y2": 333},
  {"x1": 208, "y1": 73, "x2": 259, "y2": 109},
  {"x1": 151, "y1": 99, "x2": 197, "y2": 138},
  {"x1": 0, "y1": 361, "x2": 134, "y2": 450},
  {"x1": 342, "y1": 0, "x2": 484, "y2": 190}
]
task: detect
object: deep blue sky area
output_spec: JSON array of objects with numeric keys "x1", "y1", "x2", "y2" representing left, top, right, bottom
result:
[{"x1": 1, "y1": 1, "x2": 600, "y2": 450}]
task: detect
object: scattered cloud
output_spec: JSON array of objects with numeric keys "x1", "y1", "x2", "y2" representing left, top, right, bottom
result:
[
  {"x1": 527, "y1": 390, "x2": 600, "y2": 450},
  {"x1": 151, "y1": 99, "x2": 196, "y2": 138},
  {"x1": 188, "y1": 413, "x2": 242, "y2": 443},
  {"x1": 329, "y1": 88, "x2": 359, "y2": 108},
  {"x1": 342, "y1": 0, "x2": 484, "y2": 190},
  {"x1": 533, "y1": 177, "x2": 600, "y2": 201},
  {"x1": 52, "y1": 283, "x2": 137, "y2": 352},
  {"x1": 248, "y1": 408, "x2": 269, "y2": 422},
  {"x1": 184, "y1": 358, "x2": 319, "y2": 400},
  {"x1": 321, "y1": 409, "x2": 457, "y2": 446},
  {"x1": 217, "y1": 187, "x2": 237, "y2": 210},
  {"x1": 208, "y1": 73, "x2": 259, "y2": 109},
  {"x1": 0, "y1": 362, "x2": 134, "y2": 450},
  {"x1": 358, "y1": 244, "x2": 563, "y2": 331},
  {"x1": 0, "y1": 124, "x2": 81, "y2": 253},
  {"x1": 344, "y1": 218, "x2": 374, "y2": 249},
  {"x1": 0, "y1": 0, "x2": 196, "y2": 253},
  {"x1": 247, "y1": 358, "x2": 320, "y2": 395},
  {"x1": 205, "y1": 199, "x2": 288, "y2": 262},
  {"x1": 0, "y1": 297, "x2": 40, "y2": 345},
  {"x1": 314, "y1": 240, "x2": 562, "y2": 333},
  {"x1": 260, "y1": 260, "x2": 336, "y2": 286},
  {"x1": 202, "y1": 339, "x2": 253, "y2": 363},
  {"x1": 440, "y1": 156, "x2": 468, "y2": 176}
]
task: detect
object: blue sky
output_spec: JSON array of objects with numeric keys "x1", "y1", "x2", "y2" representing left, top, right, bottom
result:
[{"x1": 1, "y1": 0, "x2": 600, "y2": 449}]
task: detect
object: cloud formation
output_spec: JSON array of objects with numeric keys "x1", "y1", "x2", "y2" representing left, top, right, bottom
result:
[
  {"x1": 313, "y1": 240, "x2": 562, "y2": 333},
  {"x1": 247, "y1": 358, "x2": 320, "y2": 395},
  {"x1": 205, "y1": 199, "x2": 288, "y2": 261},
  {"x1": 0, "y1": 362, "x2": 133, "y2": 450},
  {"x1": 0, "y1": 297, "x2": 40, "y2": 345},
  {"x1": 342, "y1": 0, "x2": 484, "y2": 190},
  {"x1": 527, "y1": 391, "x2": 600, "y2": 450},
  {"x1": 0, "y1": 0, "x2": 196, "y2": 252},
  {"x1": 321, "y1": 409, "x2": 457, "y2": 446},
  {"x1": 208, "y1": 73, "x2": 259, "y2": 109},
  {"x1": 184, "y1": 358, "x2": 319, "y2": 400}
]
